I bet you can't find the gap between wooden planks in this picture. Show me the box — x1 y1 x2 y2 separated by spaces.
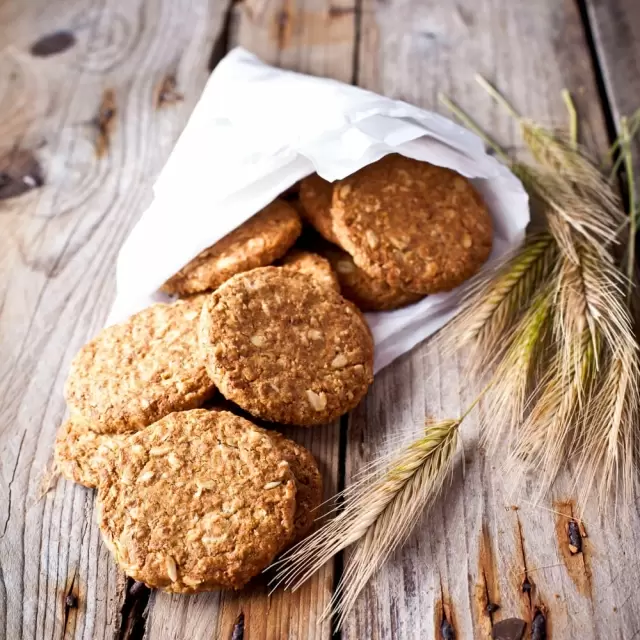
1 0 640 639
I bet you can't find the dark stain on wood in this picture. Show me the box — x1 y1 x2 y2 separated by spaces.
30 30 76 57
269 3 355 50
435 580 457 640
567 520 582 554
454 5 475 29
530 607 547 640
0 148 44 201
514 515 535 616
155 74 183 109
552 499 592 597
231 612 244 640
491 617 526 640
274 4 294 50
328 5 355 18
475 522 501 635
94 90 117 158
61 573 79 636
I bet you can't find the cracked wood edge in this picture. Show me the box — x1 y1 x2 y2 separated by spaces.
0 1 231 639
344 0 640 639
143 1 357 638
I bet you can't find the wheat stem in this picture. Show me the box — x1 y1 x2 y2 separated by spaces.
272 417 464 627
438 93 510 163
562 89 578 148
475 74 521 120
620 116 637 297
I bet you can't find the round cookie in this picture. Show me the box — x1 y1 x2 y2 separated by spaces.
299 174 339 243
54 417 124 488
96 409 297 593
320 245 423 311
199 267 374 426
265 431 322 543
65 296 216 434
162 199 302 296
280 250 340 292
331 154 493 294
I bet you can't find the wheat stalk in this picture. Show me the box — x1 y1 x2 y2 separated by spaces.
481 288 553 455
272 417 463 629
443 83 640 509
576 346 640 512
447 234 556 368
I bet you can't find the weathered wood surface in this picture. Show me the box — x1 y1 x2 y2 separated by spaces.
586 0 640 124
0 1 231 639
586 0 640 186
347 1 640 639
2 0 640 639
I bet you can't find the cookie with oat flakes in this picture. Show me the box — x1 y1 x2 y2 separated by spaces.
319 243 423 311
331 154 493 294
161 199 302 296
298 173 340 243
54 416 125 488
64 295 216 434
263 430 322 543
199 267 374 426
279 249 340 292
96 409 297 593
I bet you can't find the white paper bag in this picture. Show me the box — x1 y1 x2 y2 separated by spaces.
111 47 529 373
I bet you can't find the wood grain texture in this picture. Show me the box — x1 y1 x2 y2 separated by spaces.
4 0 640 639
143 1 356 638
344 1 640 639
585 0 640 123
0 1 230 639
585 0 640 184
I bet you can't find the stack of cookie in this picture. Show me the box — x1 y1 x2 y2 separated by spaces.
54 154 493 594
299 154 493 310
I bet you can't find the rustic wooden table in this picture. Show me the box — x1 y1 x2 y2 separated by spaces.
2 0 640 638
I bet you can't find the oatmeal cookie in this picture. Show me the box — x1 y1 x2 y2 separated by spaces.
96 409 297 592
331 154 493 294
64 296 216 434
162 199 302 296
280 250 340 292
265 431 322 542
320 244 423 311
298 174 339 243
54 416 124 488
199 267 374 426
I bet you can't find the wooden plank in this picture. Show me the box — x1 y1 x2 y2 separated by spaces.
0 2 231 639
344 1 640 639
143 1 357 638
585 0 640 124
584 0 640 182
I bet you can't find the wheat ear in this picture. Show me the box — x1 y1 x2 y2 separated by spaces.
446 234 556 368
272 417 462 629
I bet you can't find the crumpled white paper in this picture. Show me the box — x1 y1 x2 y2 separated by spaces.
111 47 529 373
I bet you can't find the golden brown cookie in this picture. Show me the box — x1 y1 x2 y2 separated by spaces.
331 154 493 294
280 250 340 292
54 417 124 488
199 267 374 426
65 296 216 434
320 244 423 311
96 409 297 593
298 174 339 243
162 199 302 296
266 431 322 543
